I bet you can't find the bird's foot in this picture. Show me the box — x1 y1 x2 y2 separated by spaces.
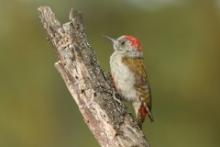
112 90 123 106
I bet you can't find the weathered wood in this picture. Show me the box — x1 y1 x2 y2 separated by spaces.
38 6 150 147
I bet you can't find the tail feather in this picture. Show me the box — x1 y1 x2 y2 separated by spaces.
147 109 154 122
137 103 154 128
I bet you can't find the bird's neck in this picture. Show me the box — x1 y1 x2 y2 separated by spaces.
113 50 143 59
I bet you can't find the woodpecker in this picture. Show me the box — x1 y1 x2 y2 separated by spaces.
106 35 153 127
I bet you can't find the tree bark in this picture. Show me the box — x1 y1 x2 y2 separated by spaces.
38 6 150 147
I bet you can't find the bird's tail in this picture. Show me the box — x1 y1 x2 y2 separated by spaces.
137 103 154 128
147 109 154 122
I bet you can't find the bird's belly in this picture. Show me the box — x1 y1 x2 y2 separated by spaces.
110 56 137 101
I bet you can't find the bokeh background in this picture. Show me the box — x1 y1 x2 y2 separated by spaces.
1 0 220 147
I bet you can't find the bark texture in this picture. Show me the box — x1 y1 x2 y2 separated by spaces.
38 6 150 147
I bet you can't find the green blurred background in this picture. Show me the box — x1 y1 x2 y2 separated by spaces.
1 0 220 147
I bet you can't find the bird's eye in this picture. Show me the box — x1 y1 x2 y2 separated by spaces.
120 41 125 46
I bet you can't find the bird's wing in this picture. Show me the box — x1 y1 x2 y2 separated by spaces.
122 57 153 122
122 57 152 110
134 60 152 111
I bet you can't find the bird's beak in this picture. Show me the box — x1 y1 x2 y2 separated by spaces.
103 35 116 44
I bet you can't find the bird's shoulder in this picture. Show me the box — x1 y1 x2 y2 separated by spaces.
122 56 148 78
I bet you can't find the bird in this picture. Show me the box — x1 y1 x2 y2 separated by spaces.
106 35 153 128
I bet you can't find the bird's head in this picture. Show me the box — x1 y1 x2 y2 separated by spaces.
105 35 143 57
